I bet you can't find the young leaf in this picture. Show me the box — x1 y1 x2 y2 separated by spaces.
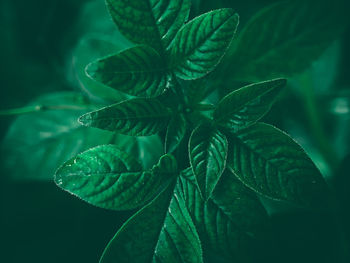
224 0 347 81
170 9 239 80
165 113 187 153
106 0 191 53
79 98 171 136
100 181 203 263
189 123 228 200
55 145 177 211
86 45 173 97
214 78 286 131
227 123 329 208
1 92 118 181
178 168 268 262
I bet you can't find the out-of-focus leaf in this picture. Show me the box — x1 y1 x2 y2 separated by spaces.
223 0 347 82
1 92 114 180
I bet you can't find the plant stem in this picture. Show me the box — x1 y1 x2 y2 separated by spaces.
0 105 89 116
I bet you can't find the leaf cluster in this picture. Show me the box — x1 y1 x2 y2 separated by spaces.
49 0 345 262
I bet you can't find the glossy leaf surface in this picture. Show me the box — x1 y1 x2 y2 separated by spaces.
178 168 268 262
227 123 329 208
86 45 172 97
189 124 228 200
100 182 203 263
165 113 187 153
106 0 191 53
170 9 239 80
79 98 171 136
55 145 176 210
226 0 346 81
214 78 286 131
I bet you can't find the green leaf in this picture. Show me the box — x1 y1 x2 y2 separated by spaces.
106 0 191 53
165 113 187 153
170 9 239 80
227 122 329 208
100 181 203 263
224 0 347 82
70 35 130 103
86 45 173 97
214 78 286 131
178 168 268 262
189 124 228 200
1 92 118 181
55 145 177 211
79 98 171 136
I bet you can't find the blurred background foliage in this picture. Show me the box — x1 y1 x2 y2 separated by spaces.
0 0 349 262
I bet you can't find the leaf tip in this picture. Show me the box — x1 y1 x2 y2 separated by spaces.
78 113 91 126
84 61 98 80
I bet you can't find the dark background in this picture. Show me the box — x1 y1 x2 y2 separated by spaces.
1 0 350 262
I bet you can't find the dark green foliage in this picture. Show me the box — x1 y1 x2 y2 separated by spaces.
50 0 339 262
3 0 347 262
221 0 347 82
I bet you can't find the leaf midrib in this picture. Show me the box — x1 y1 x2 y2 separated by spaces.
174 11 236 64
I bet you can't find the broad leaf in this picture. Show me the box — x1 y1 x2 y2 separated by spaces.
214 78 286 131
1 92 119 181
86 45 173 97
224 0 347 81
170 9 239 80
55 145 176 211
178 168 268 262
100 182 203 263
189 124 228 200
227 122 329 208
106 0 191 53
165 113 187 153
79 98 171 136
